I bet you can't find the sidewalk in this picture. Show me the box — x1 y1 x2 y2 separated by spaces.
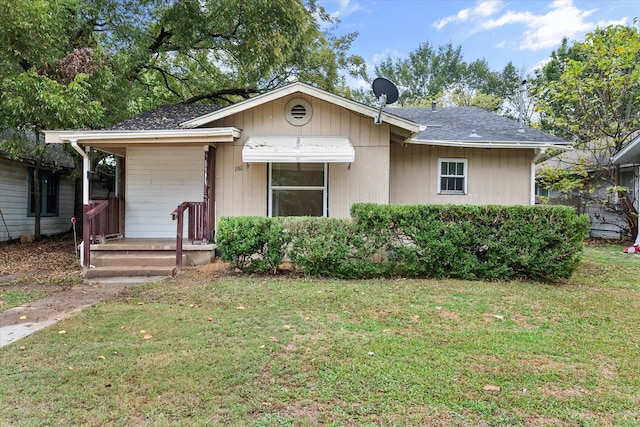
0 277 165 348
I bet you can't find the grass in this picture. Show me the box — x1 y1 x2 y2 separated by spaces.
0 288 46 311
1 246 640 426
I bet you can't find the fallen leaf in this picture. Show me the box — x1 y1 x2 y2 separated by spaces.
68 366 74 370
120 326 127 330
207 317 213 321
19 346 26 351
139 330 146 334
236 306 245 310
483 385 501 392
494 314 504 320
19 315 27 320
97 355 106 360
58 330 66 334
143 333 153 340
137 302 144 305
283 324 291 330
260 345 266 349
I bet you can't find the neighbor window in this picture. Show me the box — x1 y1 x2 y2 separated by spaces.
269 163 327 216
438 158 467 195
28 169 60 217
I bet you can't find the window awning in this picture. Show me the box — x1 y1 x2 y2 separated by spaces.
242 136 355 163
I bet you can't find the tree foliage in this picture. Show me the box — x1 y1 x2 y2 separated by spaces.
350 40 522 114
532 23 640 239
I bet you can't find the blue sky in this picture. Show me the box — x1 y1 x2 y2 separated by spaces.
318 0 636 88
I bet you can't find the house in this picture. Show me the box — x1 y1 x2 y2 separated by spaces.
612 133 640 249
536 146 638 239
0 135 76 242
44 82 571 277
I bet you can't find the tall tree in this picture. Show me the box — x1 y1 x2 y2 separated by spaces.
531 24 640 239
0 0 106 240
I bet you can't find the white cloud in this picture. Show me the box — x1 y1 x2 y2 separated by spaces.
482 0 597 51
329 0 363 20
433 0 504 30
371 48 404 65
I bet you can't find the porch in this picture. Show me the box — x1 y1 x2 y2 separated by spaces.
85 238 216 280
82 197 215 280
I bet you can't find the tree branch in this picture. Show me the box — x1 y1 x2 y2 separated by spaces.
181 88 259 104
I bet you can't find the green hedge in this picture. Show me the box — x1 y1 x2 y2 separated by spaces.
216 204 589 282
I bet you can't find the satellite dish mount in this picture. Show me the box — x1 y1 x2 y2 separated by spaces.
372 77 399 125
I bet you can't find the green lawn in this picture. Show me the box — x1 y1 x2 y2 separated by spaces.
1 246 639 426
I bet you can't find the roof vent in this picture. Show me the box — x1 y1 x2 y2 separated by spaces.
285 98 312 126
469 129 481 138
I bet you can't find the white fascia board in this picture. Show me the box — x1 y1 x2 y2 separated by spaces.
612 134 640 164
45 128 241 144
179 82 421 133
408 138 574 150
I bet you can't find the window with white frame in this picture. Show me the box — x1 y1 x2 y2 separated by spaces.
269 163 327 216
438 158 468 195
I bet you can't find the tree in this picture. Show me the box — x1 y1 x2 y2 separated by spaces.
350 41 522 113
531 24 640 239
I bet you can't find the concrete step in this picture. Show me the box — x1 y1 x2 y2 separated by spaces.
91 253 181 268
84 266 176 280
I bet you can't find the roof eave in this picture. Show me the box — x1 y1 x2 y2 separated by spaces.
409 138 573 150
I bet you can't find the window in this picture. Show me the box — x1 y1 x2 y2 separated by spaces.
28 169 60 217
438 158 467 195
269 163 327 216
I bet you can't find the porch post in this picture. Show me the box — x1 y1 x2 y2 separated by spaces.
70 139 91 270
203 145 210 244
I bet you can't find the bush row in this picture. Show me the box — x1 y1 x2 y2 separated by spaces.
216 203 590 282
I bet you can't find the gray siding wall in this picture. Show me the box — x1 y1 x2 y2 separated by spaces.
1 158 75 241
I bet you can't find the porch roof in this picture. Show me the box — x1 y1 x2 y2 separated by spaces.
242 136 355 163
44 127 241 148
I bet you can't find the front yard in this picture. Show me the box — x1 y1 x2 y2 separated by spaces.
1 241 639 426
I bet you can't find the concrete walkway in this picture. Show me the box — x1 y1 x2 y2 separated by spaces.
0 277 165 348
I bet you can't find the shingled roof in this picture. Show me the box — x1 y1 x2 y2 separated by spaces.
388 106 569 145
106 104 224 131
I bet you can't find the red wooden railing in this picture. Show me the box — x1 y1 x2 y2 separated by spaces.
171 201 208 274
82 199 110 269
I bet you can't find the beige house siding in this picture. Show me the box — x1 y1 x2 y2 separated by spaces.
390 144 534 205
125 146 204 238
210 94 390 218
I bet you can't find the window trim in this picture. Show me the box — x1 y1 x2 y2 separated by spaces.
437 158 468 195
268 163 328 217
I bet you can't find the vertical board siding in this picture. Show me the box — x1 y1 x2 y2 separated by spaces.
214 94 389 219
125 146 203 238
1 158 75 241
390 144 533 205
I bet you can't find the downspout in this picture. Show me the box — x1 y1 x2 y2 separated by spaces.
70 139 90 205
70 139 91 270
531 148 546 205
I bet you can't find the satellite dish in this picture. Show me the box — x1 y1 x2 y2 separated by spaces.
372 77 399 124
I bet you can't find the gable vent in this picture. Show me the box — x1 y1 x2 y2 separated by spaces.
291 104 307 119
285 98 312 126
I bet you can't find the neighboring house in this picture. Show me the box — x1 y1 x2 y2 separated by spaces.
0 139 76 242
536 147 638 239
612 133 640 247
44 83 571 274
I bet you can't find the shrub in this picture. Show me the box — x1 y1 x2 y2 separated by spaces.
216 204 589 282
216 216 288 273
